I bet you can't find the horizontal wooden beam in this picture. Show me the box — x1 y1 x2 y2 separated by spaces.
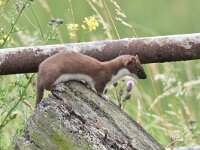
0 33 200 75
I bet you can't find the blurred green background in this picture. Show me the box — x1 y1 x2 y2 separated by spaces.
0 0 200 149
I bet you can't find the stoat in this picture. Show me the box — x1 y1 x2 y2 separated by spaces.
36 52 147 106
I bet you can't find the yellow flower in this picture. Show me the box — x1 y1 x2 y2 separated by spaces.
69 32 76 39
0 39 4 45
66 24 79 31
83 16 99 31
81 25 86 30
0 35 11 45
0 0 4 6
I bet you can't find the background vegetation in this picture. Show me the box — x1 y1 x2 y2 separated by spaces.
0 0 200 149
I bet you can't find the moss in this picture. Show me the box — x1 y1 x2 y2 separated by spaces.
48 130 93 150
27 107 93 150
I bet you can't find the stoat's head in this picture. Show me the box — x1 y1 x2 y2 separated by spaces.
123 55 147 79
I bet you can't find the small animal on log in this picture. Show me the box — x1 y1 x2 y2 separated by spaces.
36 52 147 106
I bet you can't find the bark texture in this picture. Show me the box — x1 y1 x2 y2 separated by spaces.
15 81 164 150
1 33 200 75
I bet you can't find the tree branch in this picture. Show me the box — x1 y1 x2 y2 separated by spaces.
1 33 200 75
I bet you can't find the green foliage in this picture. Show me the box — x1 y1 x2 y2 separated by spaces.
0 74 35 149
0 0 200 149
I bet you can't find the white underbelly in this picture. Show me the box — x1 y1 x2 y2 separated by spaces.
53 74 95 90
106 68 132 87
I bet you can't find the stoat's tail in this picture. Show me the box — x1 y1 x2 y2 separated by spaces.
36 83 44 107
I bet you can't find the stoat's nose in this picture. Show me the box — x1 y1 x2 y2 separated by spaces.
137 70 147 79
140 73 147 79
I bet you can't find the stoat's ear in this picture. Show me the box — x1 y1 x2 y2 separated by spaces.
126 57 136 66
135 55 141 64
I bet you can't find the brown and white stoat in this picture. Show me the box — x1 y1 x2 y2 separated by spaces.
36 52 147 106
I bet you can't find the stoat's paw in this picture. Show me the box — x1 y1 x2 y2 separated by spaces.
82 81 96 92
98 94 109 101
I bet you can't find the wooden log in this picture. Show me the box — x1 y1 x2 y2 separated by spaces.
15 81 164 150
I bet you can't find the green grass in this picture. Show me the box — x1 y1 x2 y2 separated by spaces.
0 0 200 149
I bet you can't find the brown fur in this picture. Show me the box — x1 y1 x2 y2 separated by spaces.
36 52 146 106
